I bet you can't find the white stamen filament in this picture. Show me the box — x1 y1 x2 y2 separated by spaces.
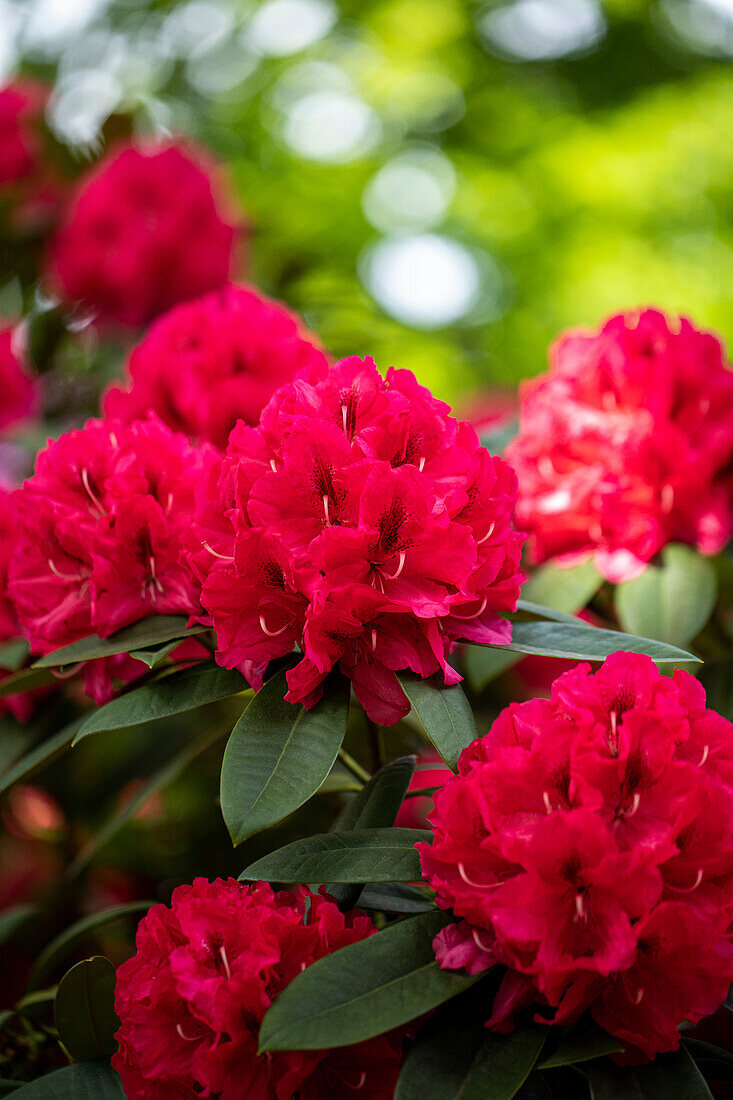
451 597 488 621
270 458 278 473
472 928 494 953
109 432 118 448
625 792 641 818
341 405 348 433
542 791 552 814
260 615 289 638
633 987 645 1005
323 494 331 526
350 1072 367 1090
667 868 704 894
219 946 231 980
383 551 406 580
176 1023 198 1042
47 558 86 583
201 540 234 562
418 457 426 472
80 467 105 515
609 710 618 753
370 629 377 652
165 492 173 513
457 862 503 890
476 522 495 546
699 745 709 767
52 661 86 680
574 893 586 921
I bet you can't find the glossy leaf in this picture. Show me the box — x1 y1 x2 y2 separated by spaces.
33 616 207 668
463 645 521 692
54 957 119 1062
27 901 153 991
589 1047 713 1099
475 620 698 664
538 1018 623 1068
10 1061 125 1098
0 638 29 671
0 719 84 795
241 827 425 884
74 666 248 742
127 639 186 669
395 987 490 1100
616 544 717 647
0 666 55 699
259 910 480 1051
0 904 35 947
358 883 436 914
397 674 477 771
521 558 603 615
220 668 350 846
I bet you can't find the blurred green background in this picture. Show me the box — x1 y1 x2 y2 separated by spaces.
5 0 733 403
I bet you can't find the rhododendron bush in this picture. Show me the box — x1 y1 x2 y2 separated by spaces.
1 70 733 1100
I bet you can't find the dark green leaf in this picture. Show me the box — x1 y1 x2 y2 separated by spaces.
54 957 119 1062
589 1047 713 1100
241 827 425 884
615 545 717 647
0 719 84 795
0 905 35 947
474 620 698 665
259 910 480 1051
220 668 350 846
33 616 207 668
127 639 186 669
329 754 416 910
0 667 55 699
520 559 603 615
538 1018 623 1068
454 1028 547 1100
0 639 29 672
395 987 489 1100
67 728 226 877
358 883 436 914
397 674 477 771
463 645 521 692
74 666 248 742
10 1061 125 1098
588 1061 641 1100
27 901 153 991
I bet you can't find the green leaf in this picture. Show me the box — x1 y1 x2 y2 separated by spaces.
10 1061 125 1098
397 674 477 771
538 1018 623 1068
0 905 36 947
27 901 153 991
0 666 55 699
475 620 698 664
521 559 603 615
0 719 84 795
32 616 207 668
453 1029 546 1100
463 645 521 692
334 755 416 832
74 666 248 742
516 600 585 625
259 910 481 1051
127 639 186 669
220 668 350 846
615 545 717 647
329 754 416 910
241 827 425 884
358 883 436 914
589 1047 713 1100
0 639 29 672
54 957 119 1062
67 728 226 877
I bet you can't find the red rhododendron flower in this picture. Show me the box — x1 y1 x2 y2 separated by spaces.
113 878 403 1099
7 416 209 702
49 141 239 328
0 326 38 431
395 750 452 829
0 482 38 722
418 651 733 1061
104 283 329 447
506 309 733 581
0 80 60 230
195 355 524 724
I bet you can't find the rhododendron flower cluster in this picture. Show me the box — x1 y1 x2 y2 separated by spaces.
0 325 38 431
49 141 238 328
195 355 524 724
8 416 208 702
104 283 329 448
418 652 733 1061
506 309 733 582
113 878 403 1099
0 484 36 722
0 80 59 229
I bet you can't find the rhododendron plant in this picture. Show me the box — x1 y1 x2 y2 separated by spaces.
113 878 403 1099
418 651 733 1061
507 309 733 582
49 141 239 328
195 355 525 723
0 325 38 430
104 283 329 447
0 79 59 230
7 415 208 701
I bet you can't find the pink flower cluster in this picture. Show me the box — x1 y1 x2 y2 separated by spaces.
104 283 329 448
49 141 239 329
113 878 403 1099
7 416 208 701
506 309 733 582
418 652 733 1061
0 326 37 431
195 355 524 724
